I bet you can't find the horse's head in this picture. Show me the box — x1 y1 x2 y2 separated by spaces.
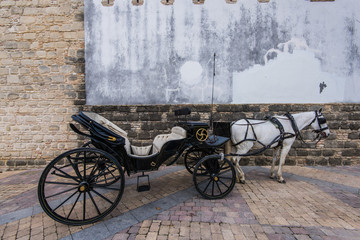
309 108 330 140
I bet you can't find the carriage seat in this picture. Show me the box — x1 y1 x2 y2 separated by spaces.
82 112 186 157
129 126 186 156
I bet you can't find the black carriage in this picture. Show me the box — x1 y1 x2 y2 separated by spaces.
38 108 235 225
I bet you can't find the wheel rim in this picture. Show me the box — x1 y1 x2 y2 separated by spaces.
38 148 124 225
193 155 235 199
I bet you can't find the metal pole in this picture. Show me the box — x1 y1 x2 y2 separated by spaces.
210 53 216 131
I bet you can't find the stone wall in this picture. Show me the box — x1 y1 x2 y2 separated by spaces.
0 0 85 171
82 104 360 167
1 0 359 171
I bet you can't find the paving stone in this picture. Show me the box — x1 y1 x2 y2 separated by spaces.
1 166 360 240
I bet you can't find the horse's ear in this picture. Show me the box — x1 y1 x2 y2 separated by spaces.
319 108 323 113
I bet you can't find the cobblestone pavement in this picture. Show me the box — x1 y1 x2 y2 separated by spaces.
0 165 359 240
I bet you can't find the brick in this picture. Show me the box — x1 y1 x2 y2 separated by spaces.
20 16 36 24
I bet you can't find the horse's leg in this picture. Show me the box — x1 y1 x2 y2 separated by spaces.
276 145 291 183
270 147 281 179
232 142 253 184
233 157 246 184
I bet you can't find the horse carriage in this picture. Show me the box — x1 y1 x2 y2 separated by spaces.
37 108 235 225
38 107 330 226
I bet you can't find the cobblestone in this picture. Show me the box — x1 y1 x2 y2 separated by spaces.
0 166 360 239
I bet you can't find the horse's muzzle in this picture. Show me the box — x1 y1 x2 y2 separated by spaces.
321 131 329 138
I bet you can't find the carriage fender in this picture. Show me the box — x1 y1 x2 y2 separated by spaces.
203 135 230 148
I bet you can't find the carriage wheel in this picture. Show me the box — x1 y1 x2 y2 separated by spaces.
193 154 236 199
38 148 125 225
184 148 209 175
184 147 223 175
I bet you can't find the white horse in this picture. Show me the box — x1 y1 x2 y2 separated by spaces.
228 109 330 183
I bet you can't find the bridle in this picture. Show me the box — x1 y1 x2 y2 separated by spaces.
307 110 329 142
284 110 328 145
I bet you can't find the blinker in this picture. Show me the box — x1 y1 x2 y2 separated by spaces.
318 118 326 124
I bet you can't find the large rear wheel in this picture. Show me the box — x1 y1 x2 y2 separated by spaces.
38 148 125 225
193 154 235 199
184 147 223 174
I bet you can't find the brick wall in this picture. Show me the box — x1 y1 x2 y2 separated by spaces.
1 0 85 171
82 104 360 167
1 0 359 171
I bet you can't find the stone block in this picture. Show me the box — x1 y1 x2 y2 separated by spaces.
348 132 359 139
322 150 335 157
20 16 36 24
305 158 314 166
7 75 19 84
4 41 17 49
349 122 360 130
23 8 38 15
268 104 291 112
6 160 15 166
315 158 328 166
341 149 359 157
7 93 19 100
349 113 360 120
16 160 27 166
329 158 342 166
344 141 358 148
23 33 36 40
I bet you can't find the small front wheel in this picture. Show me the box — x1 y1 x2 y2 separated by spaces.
193 155 236 199
38 148 125 225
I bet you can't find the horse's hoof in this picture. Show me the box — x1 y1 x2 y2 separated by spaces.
240 180 246 184
269 176 274 179
278 179 286 184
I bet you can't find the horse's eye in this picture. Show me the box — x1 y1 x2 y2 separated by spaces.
318 118 326 124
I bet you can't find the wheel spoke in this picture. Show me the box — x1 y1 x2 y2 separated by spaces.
92 189 114 205
53 190 78 212
45 187 78 199
92 185 121 191
45 181 78 186
211 180 215 196
66 192 82 219
88 156 100 179
66 156 83 181
215 181 223 195
202 178 212 193
217 169 232 176
92 176 119 185
83 151 87 179
88 192 101 215
53 166 81 183
83 192 86 220
217 176 233 180
218 179 230 189
90 163 115 182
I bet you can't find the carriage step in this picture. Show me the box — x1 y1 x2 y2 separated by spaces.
137 172 150 192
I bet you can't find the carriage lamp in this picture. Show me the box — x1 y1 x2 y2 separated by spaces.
132 0 144 6
225 0 238 4
193 0 205 4
161 0 175 5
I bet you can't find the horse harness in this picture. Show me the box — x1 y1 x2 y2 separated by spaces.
231 112 303 150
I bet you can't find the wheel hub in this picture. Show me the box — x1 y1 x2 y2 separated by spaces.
78 182 90 192
211 173 219 182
